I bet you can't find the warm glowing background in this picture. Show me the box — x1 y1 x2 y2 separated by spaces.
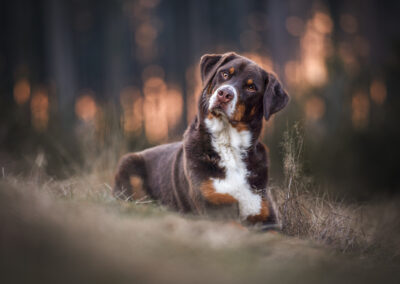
1 0 399 197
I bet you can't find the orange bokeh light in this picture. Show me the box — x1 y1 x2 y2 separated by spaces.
370 79 387 105
300 13 331 86
312 12 333 34
285 10 333 89
352 92 370 129
31 90 49 131
142 77 183 143
305 96 326 121
75 94 97 122
284 61 302 87
135 23 157 48
13 78 31 105
120 87 143 134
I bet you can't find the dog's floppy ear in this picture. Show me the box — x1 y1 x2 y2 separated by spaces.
200 52 237 92
263 73 289 121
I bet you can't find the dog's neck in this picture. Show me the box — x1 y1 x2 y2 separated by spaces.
204 114 252 166
204 116 252 154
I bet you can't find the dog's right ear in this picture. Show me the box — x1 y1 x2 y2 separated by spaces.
200 52 237 92
200 54 222 84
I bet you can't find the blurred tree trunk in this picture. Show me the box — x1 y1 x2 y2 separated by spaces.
45 0 77 117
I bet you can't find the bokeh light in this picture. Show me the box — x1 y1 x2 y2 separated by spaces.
31 89 49 131
370 79 387 105
305 96 326 121
352 92 370 130
142 76 183 143
75 93 97 122
13 78 31 105
120 87 143 134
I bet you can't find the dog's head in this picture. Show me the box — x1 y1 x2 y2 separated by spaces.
198 52 289 132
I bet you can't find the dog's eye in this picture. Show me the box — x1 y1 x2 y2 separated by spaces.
221 71 229 79
247 84 256 92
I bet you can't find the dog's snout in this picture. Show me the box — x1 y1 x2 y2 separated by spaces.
217 89 234 103
209 85 237 116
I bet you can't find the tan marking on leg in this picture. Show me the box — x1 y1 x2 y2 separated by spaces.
129 175 146 199
247 199 270 223
200 180 238 205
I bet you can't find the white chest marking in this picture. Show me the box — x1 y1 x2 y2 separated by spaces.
204 117 262 219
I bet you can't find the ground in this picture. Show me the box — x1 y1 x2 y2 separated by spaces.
0 169 399 284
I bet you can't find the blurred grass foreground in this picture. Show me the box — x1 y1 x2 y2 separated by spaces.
1 124 400 284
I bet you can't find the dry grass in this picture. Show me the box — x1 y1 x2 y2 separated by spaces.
273 123 400 259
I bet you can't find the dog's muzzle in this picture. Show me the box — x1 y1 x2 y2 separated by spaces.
208 85 238 117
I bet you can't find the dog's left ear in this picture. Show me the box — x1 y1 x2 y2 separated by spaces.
263 73 289 121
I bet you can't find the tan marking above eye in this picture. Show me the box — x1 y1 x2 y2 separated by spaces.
229 67 235 74
247 79 253 85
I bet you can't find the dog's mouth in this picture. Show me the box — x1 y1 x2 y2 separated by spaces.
210 105 227 117
209 105 241 126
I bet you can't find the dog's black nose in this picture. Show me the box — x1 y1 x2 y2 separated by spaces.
217 89 234 103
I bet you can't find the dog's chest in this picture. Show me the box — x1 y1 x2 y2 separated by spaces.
205 118 262 218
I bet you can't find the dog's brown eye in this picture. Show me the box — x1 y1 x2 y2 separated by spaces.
221 71 229 79
247 84 256 92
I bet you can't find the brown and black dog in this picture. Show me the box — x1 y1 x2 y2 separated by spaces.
114 52 289 229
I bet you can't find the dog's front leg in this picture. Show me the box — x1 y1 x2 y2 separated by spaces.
246 197 278 230
246 198 270 223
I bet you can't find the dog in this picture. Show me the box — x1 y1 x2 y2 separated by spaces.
114 52 289 228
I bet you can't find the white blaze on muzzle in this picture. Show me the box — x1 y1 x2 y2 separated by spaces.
208 84 238 118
